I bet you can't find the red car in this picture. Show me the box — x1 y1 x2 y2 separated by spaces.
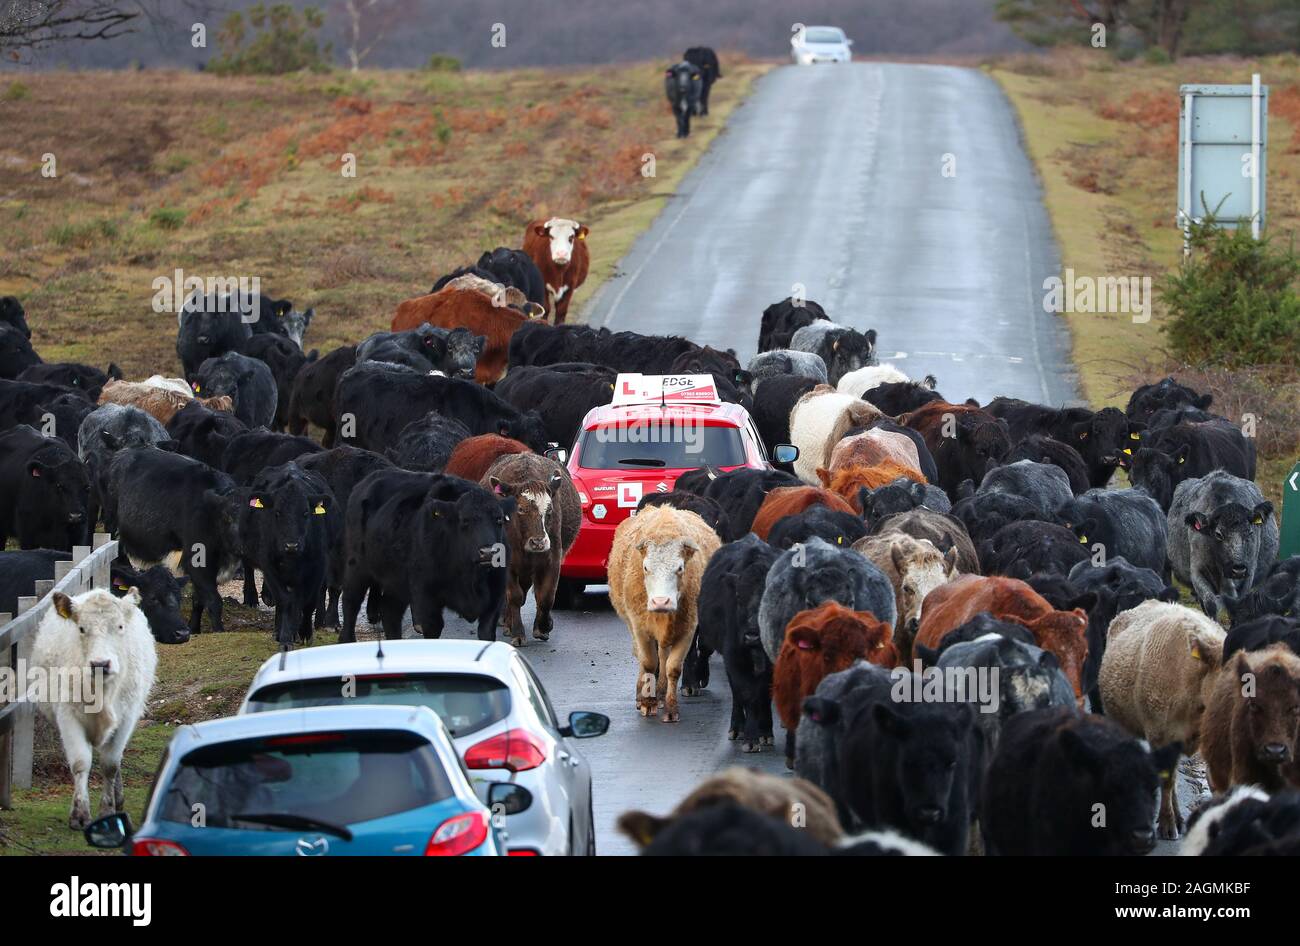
558 374 795 590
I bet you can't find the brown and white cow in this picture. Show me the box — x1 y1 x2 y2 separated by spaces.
522 218 590 324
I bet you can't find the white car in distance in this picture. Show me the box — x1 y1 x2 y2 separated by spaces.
792 25 853 64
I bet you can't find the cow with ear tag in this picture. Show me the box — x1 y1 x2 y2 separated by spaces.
341 470 514 643
1167 470 1279 620
239 462 337 647
28 587 157 828
482 452 580 647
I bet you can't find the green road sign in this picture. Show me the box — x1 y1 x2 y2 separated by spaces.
1281 460 1300 561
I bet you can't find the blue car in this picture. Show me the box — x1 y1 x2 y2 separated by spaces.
84 705 528 856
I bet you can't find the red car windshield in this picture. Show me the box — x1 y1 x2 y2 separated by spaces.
578 422 746 469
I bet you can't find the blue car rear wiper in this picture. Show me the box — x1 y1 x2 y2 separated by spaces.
231 812 354 840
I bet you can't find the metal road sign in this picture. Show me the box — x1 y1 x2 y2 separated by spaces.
1178 76 1268 239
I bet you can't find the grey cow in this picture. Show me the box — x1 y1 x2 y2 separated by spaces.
757 537 897 662
789 321 877 387
1168 471 1278 620
977 459 1073 521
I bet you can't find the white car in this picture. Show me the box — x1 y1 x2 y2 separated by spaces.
239 640 608 856
791 25 853 64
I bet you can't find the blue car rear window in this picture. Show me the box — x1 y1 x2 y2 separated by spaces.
158 729 454 827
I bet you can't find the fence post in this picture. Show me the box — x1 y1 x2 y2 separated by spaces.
0 610 12 810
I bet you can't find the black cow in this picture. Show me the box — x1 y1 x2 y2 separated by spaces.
239 333 313 432
1128 421 1256 511
861 379 945 417
0 549 70 616
507 323 607 369
1222 615 1300 664
495 363 616 449
0 378 95 440
1126 377 1212 425
767 505 867 550
165 399 249 469
683 47 721 114
978 520 1091 578
1224 558 1300 625
17 362 119 401
636 490 729 538
949 488 1046 549
858 478 951 528
357 325 450 374
839 672 982 853
388 412 471 472
109 561 191 645
982 707 1180 856
476 247 547 308
757 297 829 353
78 404 170 533
0 323 41 380
0 425 89 549
0 297 30 339
752 374 818 461
240 462 337 646
195 351 278 429
1004 433 1090 496
984 397 1135 489
1056 487 1168 579
287 344 356 447
688 534 779 751
636 804 827 857
340 470 513 642
664 61 702 137
104 446 242 635
176 302 252 382
695 466 800 541
335 366 548 454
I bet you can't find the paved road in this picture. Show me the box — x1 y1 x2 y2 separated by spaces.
441 64 1105 856
586 62 1079 406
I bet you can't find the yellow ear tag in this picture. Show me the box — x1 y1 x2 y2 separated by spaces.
314 503 326 515
1252 515 1263 525
1190 643 1202 661
1079 431 1088 440
1130 432 1141 440
1078 535 1088 544
1178 455 1185 464
193 384 201 393
1122 447 1132 455
250 497 263 509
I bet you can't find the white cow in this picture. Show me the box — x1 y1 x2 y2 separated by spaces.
28 587 157 828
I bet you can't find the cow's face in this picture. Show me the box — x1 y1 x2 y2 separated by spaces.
0 296 30 338
1187 501 1273 592
0 324 40 377
52 589 139 679
536 218 586 266
443 328 484 380
26 454 89 527
874 702 971 833
112 564 190 645
1079 739 1173 855
248 480 329 557
637 538 698 612
281 307 313 349
1128 445 1181 509
490 473 560 554
896 543 957 636
1235 652 1300 767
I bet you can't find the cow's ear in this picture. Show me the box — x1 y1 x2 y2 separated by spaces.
496 420 511 436
816 467 832 487
312 496 330 515
302 307 314 325
489 476 512 496
890 543 907 573
107 363 123 380
1252 501 1273 526
1068 592 1097 614
1072 518 1096 545
1072 420 1091 442
680 538 700 559
1174 443 1190 465
802 696 839 726
100 430 123 451
873 702 908 737
1150 741 1183 780
498 496 517 521
429 499 454 519
532 223 548 238
864 329 877 345
1186 511 1207 532
1194 393 1213 410
275 301 292 318
789 626 819 651
943 545 960 574
473 334 486 354
577 225 589 241
122 586 142 607
27 461 45 478
53 592 75 621
248 493 269 510
616 811 666 848
547 472 563 493
1059 728 1101 771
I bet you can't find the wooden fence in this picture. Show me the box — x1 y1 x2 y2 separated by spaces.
0 534 117 810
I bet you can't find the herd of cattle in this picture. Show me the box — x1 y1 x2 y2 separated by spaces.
2 210 1299 854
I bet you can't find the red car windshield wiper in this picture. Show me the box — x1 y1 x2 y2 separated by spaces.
616 457 667 467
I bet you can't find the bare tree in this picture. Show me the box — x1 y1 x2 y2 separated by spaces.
338 0 412 72
0 1 219 62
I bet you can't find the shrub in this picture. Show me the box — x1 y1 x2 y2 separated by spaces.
1161 215 1300 369
425 54 462 73
2 81 29 102
209 3 331 76
149 208 187 230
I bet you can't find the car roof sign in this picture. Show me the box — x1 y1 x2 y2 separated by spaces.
611 373 720 407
